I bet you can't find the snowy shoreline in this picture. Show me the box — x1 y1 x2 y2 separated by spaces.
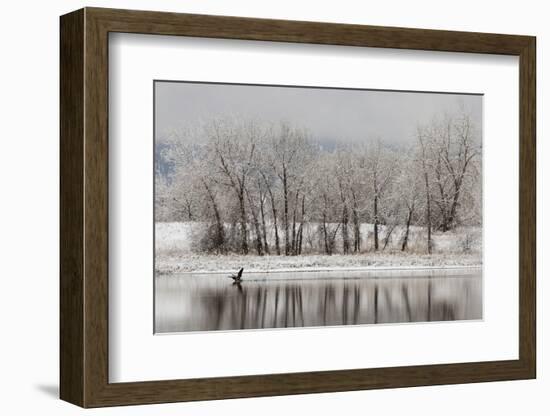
156 252 482 276
157 263 482 276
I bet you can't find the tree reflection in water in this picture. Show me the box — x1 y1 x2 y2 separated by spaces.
155 270 482 333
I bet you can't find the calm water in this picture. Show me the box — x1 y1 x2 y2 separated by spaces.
155 269 482 333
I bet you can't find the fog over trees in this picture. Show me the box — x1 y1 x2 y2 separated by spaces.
155 110 481 257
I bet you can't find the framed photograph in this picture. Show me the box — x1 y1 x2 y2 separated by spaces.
60 7 536 407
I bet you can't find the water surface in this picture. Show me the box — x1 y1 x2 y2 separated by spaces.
155 269 482 333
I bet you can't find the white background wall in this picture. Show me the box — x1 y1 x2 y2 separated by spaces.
0 0 545 414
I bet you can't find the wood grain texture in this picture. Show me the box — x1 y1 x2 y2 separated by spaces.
83 10 110 406
518 38 536 375
59 8 84 407
59 7 537 408
88 7 532 54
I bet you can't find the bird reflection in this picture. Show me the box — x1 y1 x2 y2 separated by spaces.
232 281 243 293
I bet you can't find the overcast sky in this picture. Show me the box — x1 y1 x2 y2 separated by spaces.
155 81 482 146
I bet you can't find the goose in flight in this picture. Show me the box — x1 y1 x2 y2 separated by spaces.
228 267 244 283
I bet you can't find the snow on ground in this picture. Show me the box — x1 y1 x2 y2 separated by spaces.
156 252 482 275
155 222 194 255
155 222 482 274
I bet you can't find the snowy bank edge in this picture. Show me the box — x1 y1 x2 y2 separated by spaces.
156 264 482 276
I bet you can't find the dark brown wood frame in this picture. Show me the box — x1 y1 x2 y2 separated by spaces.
60 7 536 408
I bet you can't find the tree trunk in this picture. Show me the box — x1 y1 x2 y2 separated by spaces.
213 210 224 253
323 216 330 255
265 182 280 255
272 212 280 255
282 169 290 255
401 209 413 251
291 191 299 255
202 181 225 253
445 180 463 231
259 194 269 255
183 198 193 221
373 194 379 251
423 171 432 254
382 223 396 250
238 194 249 254
341 204 350 254
435 156 449 232
352 192 361 253
322 196 330 255
245 189 263 256
297 225 303 255
297 195 305 255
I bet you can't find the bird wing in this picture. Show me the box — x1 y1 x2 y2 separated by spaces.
237 268 244 278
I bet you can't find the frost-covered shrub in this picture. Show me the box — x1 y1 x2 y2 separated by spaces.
190 223 227 254
459 232 474 253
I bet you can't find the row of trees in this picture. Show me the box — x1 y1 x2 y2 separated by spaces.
155 112 481 256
